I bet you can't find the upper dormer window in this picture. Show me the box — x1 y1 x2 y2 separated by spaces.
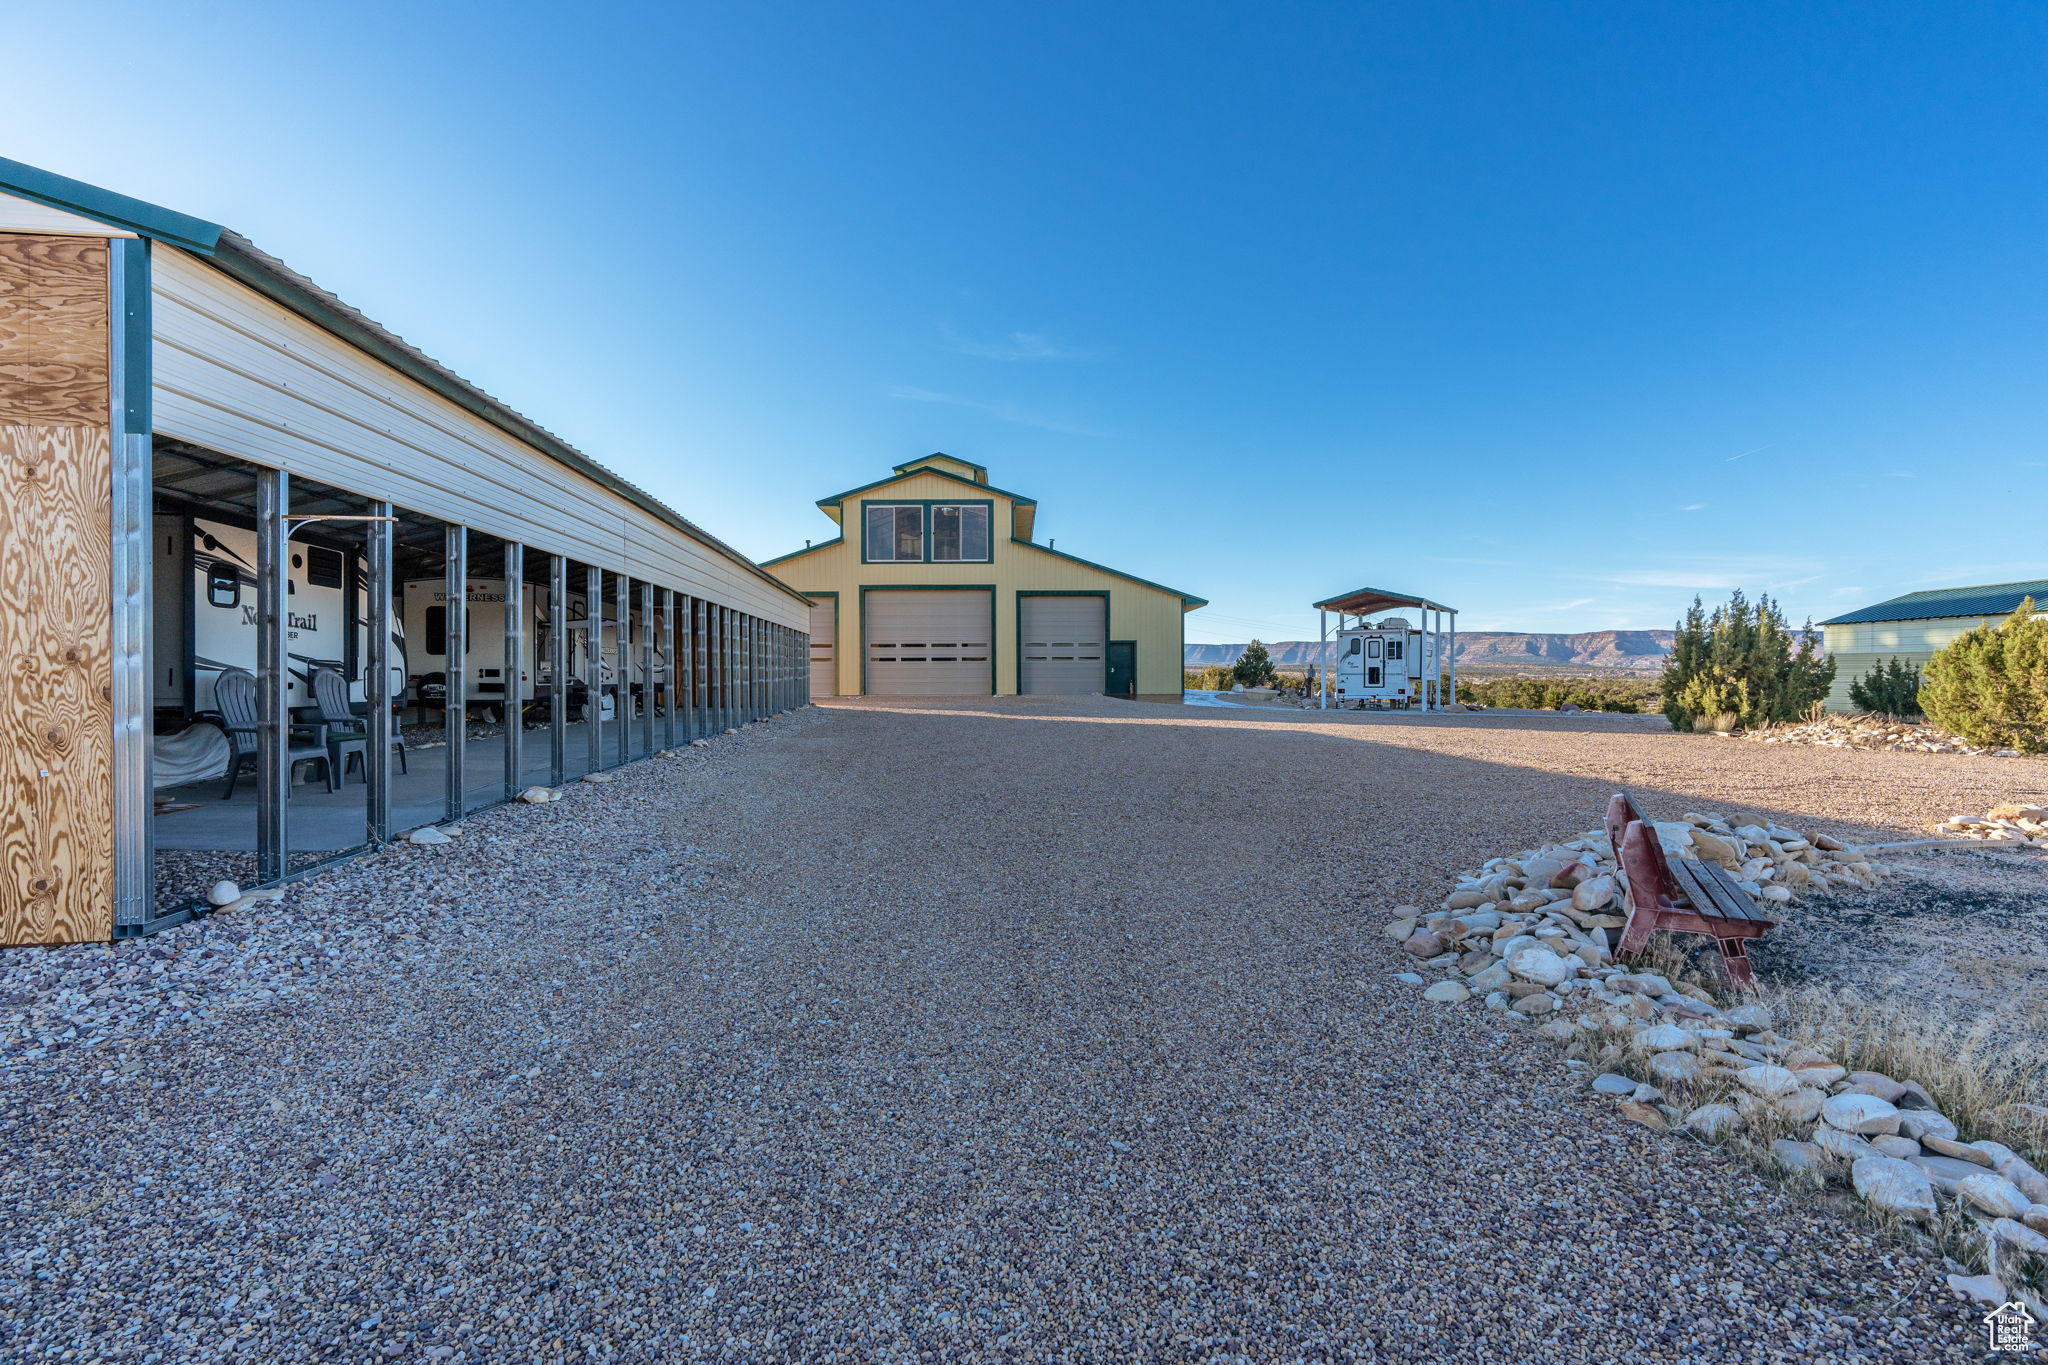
865 504 925 562
863 502 992 563
931 504 989 562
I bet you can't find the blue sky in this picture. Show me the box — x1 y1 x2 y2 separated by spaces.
8 2 2044 639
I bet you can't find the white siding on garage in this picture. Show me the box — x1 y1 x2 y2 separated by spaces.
865 590 992 695
808 597 838 697
149 248 807 628
1020 595 1105 694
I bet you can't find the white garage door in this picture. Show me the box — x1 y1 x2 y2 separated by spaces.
866 590 992 695
1020 595 1106 694
808 598 838 697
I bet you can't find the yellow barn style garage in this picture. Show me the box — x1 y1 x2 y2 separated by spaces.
762 455 1205 699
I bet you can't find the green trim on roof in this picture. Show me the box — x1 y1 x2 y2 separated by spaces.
758 536 845 568
816 465 1037 510
893 451 987 475
1820 578 2048 626
1012 538 1207 607
0 155 223 255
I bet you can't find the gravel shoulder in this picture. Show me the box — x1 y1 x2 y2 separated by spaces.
3 696 2029 1361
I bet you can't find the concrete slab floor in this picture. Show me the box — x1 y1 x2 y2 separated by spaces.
150 717 673 851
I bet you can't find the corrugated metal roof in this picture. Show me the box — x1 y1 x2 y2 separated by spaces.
1313 586 1456 615
1820 578 2048 626
0 157 810 607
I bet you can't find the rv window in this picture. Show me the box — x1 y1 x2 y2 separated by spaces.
306 546 344 589
1387 640 1404 660
425 605 472 656
1346 637 1361 656
206 563 240 609
1368 666 1382 686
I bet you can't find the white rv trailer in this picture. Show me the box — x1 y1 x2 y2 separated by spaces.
153 514 405 719
399 578 668 722
1330 617 1439 704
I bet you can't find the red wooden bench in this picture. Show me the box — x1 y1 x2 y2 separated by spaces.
1605 793 1775 990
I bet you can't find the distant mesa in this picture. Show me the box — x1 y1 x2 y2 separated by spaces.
1185 630 1676 674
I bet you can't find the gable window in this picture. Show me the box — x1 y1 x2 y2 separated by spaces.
931 504 989 562
865 504 925 562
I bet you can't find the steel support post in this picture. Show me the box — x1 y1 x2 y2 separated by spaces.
366 503 394 842
684 597 697 739
503 542 524 800
107 238 154 930
640 580 656 757
1318 609 1328 710
444 525 467 818
1448 610 1458 710
586 567 605 773
660 588 676 749
711 605 723 731
256 468 289 882
610 573 626 769
679 595 695 741
549 555 568 785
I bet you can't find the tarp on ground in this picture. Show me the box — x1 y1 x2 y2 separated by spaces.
153 722 230 788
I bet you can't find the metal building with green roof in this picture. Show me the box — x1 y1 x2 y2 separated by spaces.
1818 578 2048 711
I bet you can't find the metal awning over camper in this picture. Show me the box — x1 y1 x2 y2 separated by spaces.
1312 586 1457 616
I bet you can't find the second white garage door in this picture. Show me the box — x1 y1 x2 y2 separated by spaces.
865 590 993 695
1020 595 1106 694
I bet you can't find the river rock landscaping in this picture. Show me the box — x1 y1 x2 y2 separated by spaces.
1936 802 2048 847
1739 711 2032 758
1396 805 2048 1313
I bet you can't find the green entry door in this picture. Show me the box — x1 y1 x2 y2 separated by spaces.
1105 641 1136 696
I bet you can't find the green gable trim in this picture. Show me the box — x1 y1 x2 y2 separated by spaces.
816 465 1037 511
759 536 845 568
894 451 987 475
1820 578 2048 626
0 155 223 256
1011 538 1207 606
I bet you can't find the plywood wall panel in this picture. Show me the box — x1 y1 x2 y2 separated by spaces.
0 235 110 425
0 233 113 946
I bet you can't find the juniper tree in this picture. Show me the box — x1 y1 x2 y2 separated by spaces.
1660 591 1835 732
1232 639 1280 689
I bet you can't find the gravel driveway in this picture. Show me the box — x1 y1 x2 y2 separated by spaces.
6 696 2034 1362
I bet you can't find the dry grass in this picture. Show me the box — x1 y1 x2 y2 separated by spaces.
1764 980 2048 1168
